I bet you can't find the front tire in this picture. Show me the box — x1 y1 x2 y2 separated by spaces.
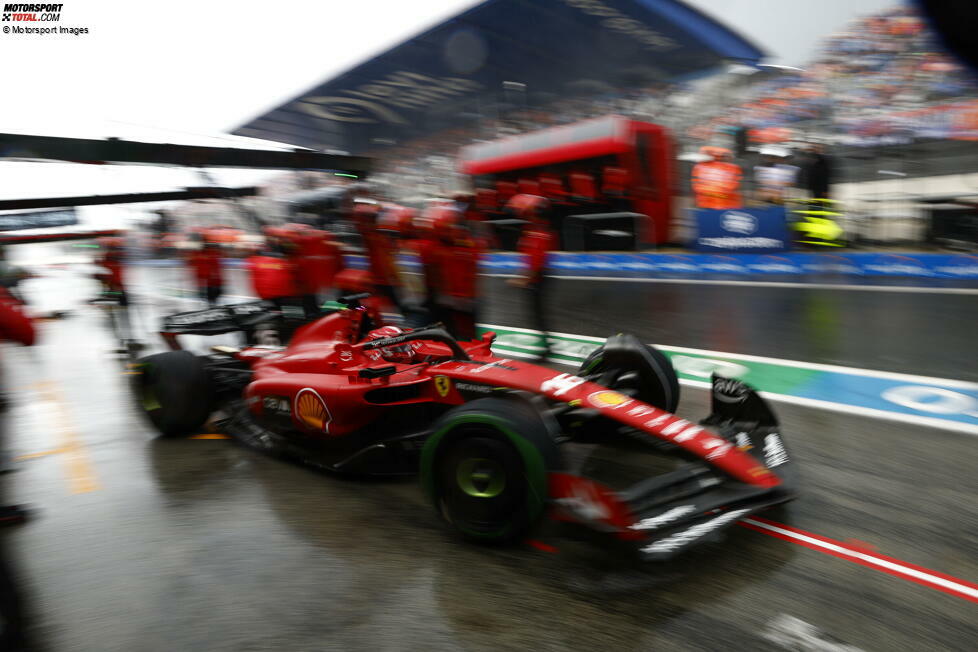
579 334 680 413
133 351 214 437
421 397 559 544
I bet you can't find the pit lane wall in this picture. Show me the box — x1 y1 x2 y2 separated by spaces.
376 251 978 279
138 251 978 279
477 324 978 435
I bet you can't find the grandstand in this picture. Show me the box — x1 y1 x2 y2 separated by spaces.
231 2 978 247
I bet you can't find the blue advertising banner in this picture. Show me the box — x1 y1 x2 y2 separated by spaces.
693 207 789 252
162 252 978 279
478 252 978 279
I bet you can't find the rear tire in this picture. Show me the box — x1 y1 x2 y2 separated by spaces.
133 351 214 437
421 397 559 544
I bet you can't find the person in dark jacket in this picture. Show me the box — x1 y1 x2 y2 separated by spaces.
801 142 833 199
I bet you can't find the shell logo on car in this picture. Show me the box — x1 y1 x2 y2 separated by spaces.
295 388 332 433
587 390 632 409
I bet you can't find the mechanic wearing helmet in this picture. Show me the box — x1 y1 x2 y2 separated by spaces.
691 146 743 209
507 194 555 358
186 231 224 307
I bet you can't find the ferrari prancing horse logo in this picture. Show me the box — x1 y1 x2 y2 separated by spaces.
434 376 451 398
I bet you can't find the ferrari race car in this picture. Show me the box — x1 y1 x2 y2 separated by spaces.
135 295 798 560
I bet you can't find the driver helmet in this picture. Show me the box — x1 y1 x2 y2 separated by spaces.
365 326 419 363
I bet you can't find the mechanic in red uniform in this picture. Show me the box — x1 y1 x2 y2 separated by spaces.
433 207 482 340
278 224 325 315
92 235 137 347
94 236 127 305
509 194 555 358
186 232 224 307
354 201 404 313
247 227 300 305
294 226 343 306
408 205 447 328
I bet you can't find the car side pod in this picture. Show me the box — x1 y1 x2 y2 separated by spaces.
614 375 799 561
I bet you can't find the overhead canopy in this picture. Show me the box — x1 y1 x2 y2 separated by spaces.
0 187 258 212
0 133 372 174
233 0 764 154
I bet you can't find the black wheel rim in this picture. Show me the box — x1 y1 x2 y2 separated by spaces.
439 431 525 538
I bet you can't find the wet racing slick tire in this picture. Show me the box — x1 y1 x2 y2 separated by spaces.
578 334 680 413
133 351 214 437
421 397 559 544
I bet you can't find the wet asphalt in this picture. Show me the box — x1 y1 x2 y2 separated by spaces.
0 256 976 651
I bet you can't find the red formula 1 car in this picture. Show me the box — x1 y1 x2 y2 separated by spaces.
134 295 798 560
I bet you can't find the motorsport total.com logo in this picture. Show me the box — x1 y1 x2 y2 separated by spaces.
2 3 62 21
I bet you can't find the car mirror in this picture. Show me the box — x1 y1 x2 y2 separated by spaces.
359 366 397 379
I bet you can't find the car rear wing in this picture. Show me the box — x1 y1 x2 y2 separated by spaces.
159 300 322 350
161 301 278 336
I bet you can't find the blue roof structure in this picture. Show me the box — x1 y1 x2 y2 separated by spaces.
233 0 764 154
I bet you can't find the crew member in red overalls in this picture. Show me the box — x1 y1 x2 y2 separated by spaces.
278 224 335 315
409 205 447 328
92 235 136 347
354 201 403 313
433 206 482 340
94 236 127 305
298 226 343 304
186 231 224 307
248 227 300 305
509 194 555 359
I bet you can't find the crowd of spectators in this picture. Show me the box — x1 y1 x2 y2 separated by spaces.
366 5 978 203
691 6 978 148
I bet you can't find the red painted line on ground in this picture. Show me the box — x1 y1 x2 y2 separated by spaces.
526 539 559 554
739 517 978 603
